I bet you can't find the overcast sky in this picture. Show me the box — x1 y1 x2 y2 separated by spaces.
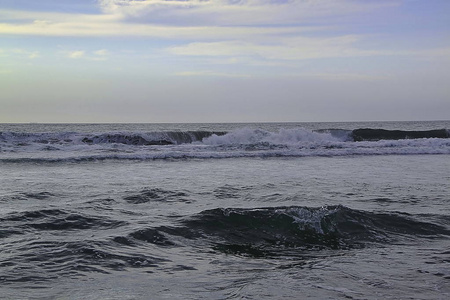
1 0 449 123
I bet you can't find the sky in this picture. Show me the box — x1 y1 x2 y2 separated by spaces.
0 0 449 123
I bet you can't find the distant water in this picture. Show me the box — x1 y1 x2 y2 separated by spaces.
1 121 449 299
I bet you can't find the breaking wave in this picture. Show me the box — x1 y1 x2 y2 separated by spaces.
1 128 449 162
0 130 226 146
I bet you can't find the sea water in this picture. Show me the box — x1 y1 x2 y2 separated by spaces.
0 121 449 299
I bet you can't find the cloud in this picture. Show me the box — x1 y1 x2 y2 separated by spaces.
169 36 384 61
293 72 390 82
67 50 85 58
0 0 398 38
1 1 448 65
169 37 450 62
61 49 112 61
175 70 250 78
0 48 39 59
0 9 304 39
96 0 400 26
33 20 53 26
90 49 110 61
94 49 109 56
0 69 12 74
413 47 450 61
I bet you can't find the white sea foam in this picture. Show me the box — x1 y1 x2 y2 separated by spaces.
203 128 342 145
281 206 340 234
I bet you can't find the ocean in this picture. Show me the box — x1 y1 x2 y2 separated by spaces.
0 121 449 299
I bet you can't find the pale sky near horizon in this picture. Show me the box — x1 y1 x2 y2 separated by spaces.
1 0 449 123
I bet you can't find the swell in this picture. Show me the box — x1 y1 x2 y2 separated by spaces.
137 206 450 258
1 209 126 235
0 240 166 283
169 206 450 257
1 205 448 283
351 128 450 141
0 209 165 283
0 130 227 146
84 128 449 144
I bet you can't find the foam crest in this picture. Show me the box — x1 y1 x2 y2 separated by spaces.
203 128 341 145
283 206 340 234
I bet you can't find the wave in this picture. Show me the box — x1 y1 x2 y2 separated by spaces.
0 208 165 283
171 206 449 255
1 205 448 282
123 188 191 204
2 142 450 163
118 205 450 258
203 128 450 144
0 130 226 146
1 128 448 147
1 209 126 234
0 239 166 283
351 128 450 141
1 128 450 162
203 128 346 145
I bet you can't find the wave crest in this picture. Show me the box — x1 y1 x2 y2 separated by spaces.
203 128 344 145
2 127 449 162
150 206 450 257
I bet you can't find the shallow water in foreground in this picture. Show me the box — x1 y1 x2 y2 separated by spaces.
1 156 449 299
